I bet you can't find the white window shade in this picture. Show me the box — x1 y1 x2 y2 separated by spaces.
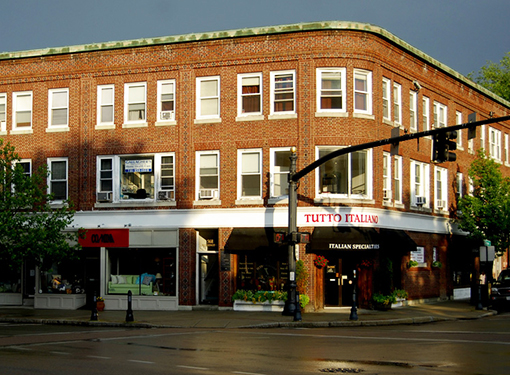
129 85 145 102
242 152 260 173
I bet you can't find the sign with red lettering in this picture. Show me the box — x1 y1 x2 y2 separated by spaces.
79 229 129 248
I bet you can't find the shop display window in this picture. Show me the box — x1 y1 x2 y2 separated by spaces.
39 259 86 294
236 252 288 291
0 265 21 293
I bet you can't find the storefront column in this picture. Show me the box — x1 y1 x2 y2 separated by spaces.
100 247 106 298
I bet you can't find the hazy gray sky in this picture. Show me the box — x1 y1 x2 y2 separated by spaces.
1 0 508 75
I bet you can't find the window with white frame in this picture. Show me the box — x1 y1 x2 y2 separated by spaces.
505 134 509 165
271 70 295 115
410 246 426 264
96 153 175 203
489 127 502 161
456 111 463 149
238 73 262 116
456 172 463 200
270 147 291 198
435 166 448 211
97 85 114 126
48 88 69 128
383 152 391 201
124 82 146 124
422 96 430 131
196 76 220 120
316 146 372 199
410 91 417 132
393 83 401 125
382 78 391 121
410 160 429 207
433 101 447 128
13 91 32 130
237 149 262 199
48 157 68 202
196 151 219 200
317 68 346 113
157 80 176 122
0 93 6 132
480 125 486 150
353 69 372 114
393 155 403 203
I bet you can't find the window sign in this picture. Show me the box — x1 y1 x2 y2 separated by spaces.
124 159 152 173
411 246 425 263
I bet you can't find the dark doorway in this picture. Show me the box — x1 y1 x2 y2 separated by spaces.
199 254 219 305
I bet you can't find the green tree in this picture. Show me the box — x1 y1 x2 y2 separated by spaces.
0 139 81 271
468 52 510 102
457 149 510 256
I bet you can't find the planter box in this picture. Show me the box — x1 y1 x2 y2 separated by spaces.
233 300 285 312
0 293 23 306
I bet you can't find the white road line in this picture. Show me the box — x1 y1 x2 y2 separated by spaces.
87 355 111 360
176 365 209 370
50 351 71 355
128 360 155 364
233 371 267 375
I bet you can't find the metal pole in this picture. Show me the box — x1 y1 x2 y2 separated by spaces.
126 290 134 322
349 270 358 321
90 291 98 321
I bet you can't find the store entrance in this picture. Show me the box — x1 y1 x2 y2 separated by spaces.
324 257 357 307
199 254 219 305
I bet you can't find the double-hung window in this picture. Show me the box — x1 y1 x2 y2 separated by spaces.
456 111 463 149
456 172 463 201
238 73 262 117
237 149 262 200
410 91 417 132
271 70 296 115
393 83 401 125
383 152 391 201
316 68 346 113
0 93 6 133
505 134 509 165
157 80 176 123
13 91 32 131
353 69 372 115
410 160 430 208
393 155 403 204
97 85 114 126
48 88 69 130
48 157 68 203
316 146 372 199
433 101 447 128
489 127 502 161
435 166 448 212
196 76 220 121
124 82 146 125
96 153 175 203
196 151 219 200
270 148 291 199
382 78 391 121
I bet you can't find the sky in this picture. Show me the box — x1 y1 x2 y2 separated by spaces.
1 0 509 76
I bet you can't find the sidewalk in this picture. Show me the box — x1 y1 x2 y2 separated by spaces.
0 300 496 329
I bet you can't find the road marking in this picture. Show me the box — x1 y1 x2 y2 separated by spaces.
50 351 70 355
233 371 267 375
87 355 111 360
128 360 155 364
177 365 209 370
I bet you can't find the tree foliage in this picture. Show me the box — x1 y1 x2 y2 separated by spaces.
468 52 510 102
457 149 510 256
0 139 81 271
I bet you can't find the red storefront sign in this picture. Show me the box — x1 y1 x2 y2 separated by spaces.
79 229 129 248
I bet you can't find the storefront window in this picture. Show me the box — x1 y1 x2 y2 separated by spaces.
236 252 288 291
121 156 154 199
39 259 85 294
0 265 21 293
107 248 176 296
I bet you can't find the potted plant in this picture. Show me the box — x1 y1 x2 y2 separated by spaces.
232 290 288 311
96 296 105 311
432 261 442 268
372 292 396 310
314 255 328 269
407 260 419 268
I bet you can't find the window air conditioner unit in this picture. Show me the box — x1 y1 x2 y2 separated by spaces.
416 196 426 206
199 189 218 199
383 189 392 200
158 190 174 200
436 199 446 209
97 191 113 202
160 111 174 121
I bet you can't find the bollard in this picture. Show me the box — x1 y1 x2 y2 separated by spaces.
476 282 483 310
125 290 134 322
90 292 98 321
349 272 358 321
293 292 302 322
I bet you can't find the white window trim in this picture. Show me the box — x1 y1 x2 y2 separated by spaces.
489 127 502 162
195 76 221 123
12 91 33 134
269 147 292 203
195 150 221 205
269 70 297 118
353 69 373 116
236 148 263 204
316 68 347 116
433 101 447 128
237 72 263 121
156 79 177 126
410 160 430 209
456 172 463 200
47 157 68 204
123 82 147 128
394 155 403 205
314 146 373 201
393 83 402 126
95 153 176 207
0 93 6 134
96 84 115 129
505 133 509 166
455 111 464 150
409 90 417 132
422 96 430 132
434 166 448 213
47 88 70 132
382 77 391 122
383 152 392 205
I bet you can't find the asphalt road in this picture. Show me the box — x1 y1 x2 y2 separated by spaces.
1 312 509 374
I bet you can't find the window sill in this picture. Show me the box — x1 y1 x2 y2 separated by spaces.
10 128 33 135
122 122 148 128
46 126 70 133
410 206 432 213
194 118 221 124
353 113 375 120
268 197 289 205
155 120 177 127
314 197 375 205
193 199 222 206
95 124 116 130
235 198 264 205
236 115 264 122
434 209 449 216
382 200 393 207
268 113 298 120
94 200 177 208
315 111 348 118
0 131 6 136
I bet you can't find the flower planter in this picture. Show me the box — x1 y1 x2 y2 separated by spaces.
96 301 105 311
233 300 285 312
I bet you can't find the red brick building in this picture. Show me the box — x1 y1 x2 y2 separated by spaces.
0 21 508 310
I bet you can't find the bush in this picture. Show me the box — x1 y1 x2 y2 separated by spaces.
232 290 287 303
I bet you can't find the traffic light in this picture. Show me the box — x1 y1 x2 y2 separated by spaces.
433 130 457 162
274 231 311 244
